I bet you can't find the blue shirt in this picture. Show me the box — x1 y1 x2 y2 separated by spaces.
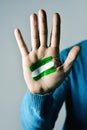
21 40 87 130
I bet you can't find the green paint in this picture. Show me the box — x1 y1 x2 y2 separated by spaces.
30 56 53 72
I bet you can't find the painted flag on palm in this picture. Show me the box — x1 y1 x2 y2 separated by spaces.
30 56 57 81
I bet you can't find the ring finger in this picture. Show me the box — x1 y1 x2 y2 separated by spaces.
30 13 40 50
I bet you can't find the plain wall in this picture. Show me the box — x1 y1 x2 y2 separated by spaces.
0 0 87 130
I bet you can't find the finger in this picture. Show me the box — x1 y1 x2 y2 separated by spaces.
51 13 60 48
38 9 48 47
14 28 29 57
63 46 81 73
30 14 40 50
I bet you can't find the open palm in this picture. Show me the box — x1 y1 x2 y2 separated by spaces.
14 9 80 94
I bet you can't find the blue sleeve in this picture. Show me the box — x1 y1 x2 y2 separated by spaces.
20 50 70 130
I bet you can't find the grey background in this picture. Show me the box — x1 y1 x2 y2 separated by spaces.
0 0 87 130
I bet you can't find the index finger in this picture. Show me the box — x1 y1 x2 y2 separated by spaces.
51 13 60 48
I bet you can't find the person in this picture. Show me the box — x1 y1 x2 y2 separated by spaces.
14 9 87 130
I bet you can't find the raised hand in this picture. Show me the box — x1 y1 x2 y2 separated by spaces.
14 9 80 94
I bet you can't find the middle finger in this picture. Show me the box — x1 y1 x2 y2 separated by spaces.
38 9 48 47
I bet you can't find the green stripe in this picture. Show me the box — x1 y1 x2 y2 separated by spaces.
30 56 53 71
33 67 57 81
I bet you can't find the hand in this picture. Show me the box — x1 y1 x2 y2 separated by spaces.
14 9 80 94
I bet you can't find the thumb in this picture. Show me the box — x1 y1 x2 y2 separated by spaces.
63 46 81 73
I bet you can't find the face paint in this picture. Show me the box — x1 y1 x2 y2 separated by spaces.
29 56 57 81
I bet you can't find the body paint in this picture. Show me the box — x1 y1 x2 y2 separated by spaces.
30 56 56 81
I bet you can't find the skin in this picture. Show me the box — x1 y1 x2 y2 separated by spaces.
14 9 80 94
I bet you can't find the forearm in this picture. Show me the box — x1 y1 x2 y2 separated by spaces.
20 81 68 130
21 90 54 130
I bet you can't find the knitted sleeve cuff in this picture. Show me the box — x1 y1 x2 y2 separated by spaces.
24 89 53 111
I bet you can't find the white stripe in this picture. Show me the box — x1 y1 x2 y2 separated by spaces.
32 61 54 77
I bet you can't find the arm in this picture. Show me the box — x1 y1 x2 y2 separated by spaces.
20 49 70 130
21 90 54 130
14 9 80 130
